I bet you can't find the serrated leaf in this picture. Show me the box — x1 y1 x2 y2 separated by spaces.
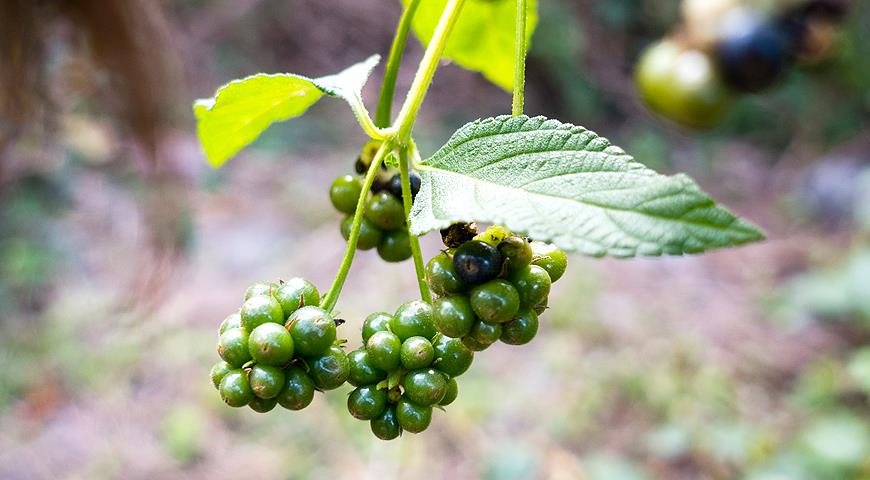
403 0 537 91
409 115 764 257
194 55 380 168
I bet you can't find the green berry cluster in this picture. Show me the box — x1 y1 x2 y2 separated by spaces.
428 224 567 350
349 301 472 439
210 278 350 413
329 144 422 263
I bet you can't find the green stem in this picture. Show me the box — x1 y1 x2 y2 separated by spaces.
398 147 431 303
512 0 528 117
394 0 467 142
375 0 423 128
320 141 392 313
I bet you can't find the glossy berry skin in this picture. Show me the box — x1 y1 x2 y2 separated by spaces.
387 172 422 200
348 348 387 387
400 336 435 370
510 265 552 308
453 240 503 286
244 282 277 301
403 369 448 406
366 331 402 372
274 278 319 318
365 192 405 231
340 216 383 251
396 397 432 434
500 309 539 346
440 378 458 406
530 242 567 282
347 385 388 420
210 361 233 389
362 312 392 344
249 364 286 399
276 367 316 410
219 370 253 407
330 175 363 215
286 306 337 357
308 346 350 390
240 294 284 332
715 8 790 92
432 335 474 377
470 280 520 324
391 301 436 341
426 252 464 296
499 236 533 274
378 230 412 263
371 406 402 440
463 320 502 352
219 312 242 335
218 328 252 367
248 323 295 366
635 39 732 129
433 295 476 338
248 396 278 413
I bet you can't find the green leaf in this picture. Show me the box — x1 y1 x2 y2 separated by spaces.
409 115 764 257
194 55 380 168
403 0 538 91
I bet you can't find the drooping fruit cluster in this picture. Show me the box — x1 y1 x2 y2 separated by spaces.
427 224 567 350
210 278 350 413
329 141 422 263
349 301 473 439
635 0 848 128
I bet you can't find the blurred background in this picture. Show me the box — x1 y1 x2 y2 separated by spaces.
0 0 869 478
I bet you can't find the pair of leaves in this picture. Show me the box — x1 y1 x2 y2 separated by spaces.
409 115 764 257
403 0 538 92
193 55 381 167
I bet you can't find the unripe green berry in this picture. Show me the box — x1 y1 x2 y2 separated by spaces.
400 336 435 370
274 278 319 318
370 406 402 440
498 236 533 274
330 175 363 214
308 345 350 390
365 192 405 230
403 369 448 406
396 397 432 434
391 300 436 341
439 377 458 406
241 294 284 332
244 281 277 301
500 309 539 346
433 295 476 338
348 348 387 387
366 330 402 372
469 280 520 324
463 320 501 351
210 361 233 389
217 328 252 368
341 215 383 251
248 396 278 413
378 230 412 263
362 312 392 344
219 312 241 335
277 367 316 411
530 242 568 282
433 335 474 377
286 306 337 357
249 364 286 399
219 370 253 407
347 385 388 420
248 323 295 366
509 265 551 308
426 251 464 296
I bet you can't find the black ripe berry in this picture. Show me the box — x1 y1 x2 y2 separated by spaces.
387 172 422 200
715 8 790 92
440 223 478 248
452 240 502 286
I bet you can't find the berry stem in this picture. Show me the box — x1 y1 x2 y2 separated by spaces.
393 0 467 143
512 0 528 117
399 147 432 304
375 0 422 128
320 141 393 313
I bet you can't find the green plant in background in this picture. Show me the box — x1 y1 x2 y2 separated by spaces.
194 0 763 439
